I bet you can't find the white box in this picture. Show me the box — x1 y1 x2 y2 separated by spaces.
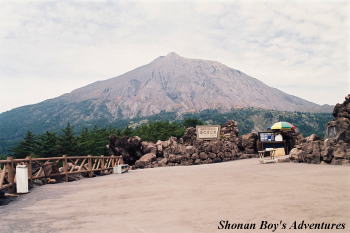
16 165 29 193
113 164 129 174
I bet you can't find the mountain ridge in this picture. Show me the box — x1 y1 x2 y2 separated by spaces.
1 52 332 116
52 52 332 118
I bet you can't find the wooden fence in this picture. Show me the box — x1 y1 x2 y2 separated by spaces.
0 155 123 194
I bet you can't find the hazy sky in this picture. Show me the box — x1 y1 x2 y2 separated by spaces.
0 0 349 113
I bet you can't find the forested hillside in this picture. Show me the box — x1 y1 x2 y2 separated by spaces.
1 108 332 157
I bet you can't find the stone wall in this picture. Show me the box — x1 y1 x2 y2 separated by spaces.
133 120 259 169
290 95 350 165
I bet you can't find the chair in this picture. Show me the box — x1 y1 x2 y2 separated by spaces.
258 148 277 164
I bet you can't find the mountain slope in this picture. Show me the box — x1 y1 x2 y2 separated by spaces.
58 52 331 119
0 52 332 153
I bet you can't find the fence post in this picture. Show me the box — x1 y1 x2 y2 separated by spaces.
100 155 105 175
6 156 15 194
111 155 115 169
88 155 92 178
26 155 32 180
63 155 68 182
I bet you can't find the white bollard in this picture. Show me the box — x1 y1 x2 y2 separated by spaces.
16 165 29 193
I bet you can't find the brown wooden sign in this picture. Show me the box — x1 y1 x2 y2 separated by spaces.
196 125 221 140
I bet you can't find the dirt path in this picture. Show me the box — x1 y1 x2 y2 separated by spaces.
0 159 349 233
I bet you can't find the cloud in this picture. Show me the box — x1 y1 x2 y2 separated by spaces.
0 0 348 112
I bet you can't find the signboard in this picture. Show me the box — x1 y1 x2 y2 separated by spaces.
259 132 275 142
196 125 221 140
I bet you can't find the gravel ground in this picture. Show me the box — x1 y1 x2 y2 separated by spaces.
0 159 349 233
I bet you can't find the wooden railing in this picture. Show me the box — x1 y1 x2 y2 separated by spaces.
0 155 123 194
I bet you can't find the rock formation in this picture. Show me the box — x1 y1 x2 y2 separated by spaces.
108 135 143 165
290 95 350 165
132 120 259 169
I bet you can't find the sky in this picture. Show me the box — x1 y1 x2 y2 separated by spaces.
0 0 349 113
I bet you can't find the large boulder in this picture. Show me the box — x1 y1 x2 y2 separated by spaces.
182 127 197 144
333 94 350 119
108 135 143 165
141 141 157 154
138 153 156 162
185 146 196 155
306 134 319 142
168 154 181 163
289 148 304 162
157 158 168 167
291 95 350 165
199 152 209 160
220 120 239 136
240 133 258 154
134 153 156 169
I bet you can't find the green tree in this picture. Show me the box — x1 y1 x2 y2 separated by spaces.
134 121 184 142
37 131 59 157
122 127 133 137
76 126 112 156
12 131 38 158
264 112 273 119
89 127 110 155
58 123 77 155
77 128 90 156
183 118 204 128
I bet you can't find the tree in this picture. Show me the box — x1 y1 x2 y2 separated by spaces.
122 127 133 137
77 128 90 156
263 112 273 119
12 131 38 158
134 121 184 142
58 123 77 155
37 131 59 157
183 118 204 128
89 127 110 155
76 126 112 156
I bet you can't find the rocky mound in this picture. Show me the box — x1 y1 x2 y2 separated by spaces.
290 95 350 165
131 120 259 169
